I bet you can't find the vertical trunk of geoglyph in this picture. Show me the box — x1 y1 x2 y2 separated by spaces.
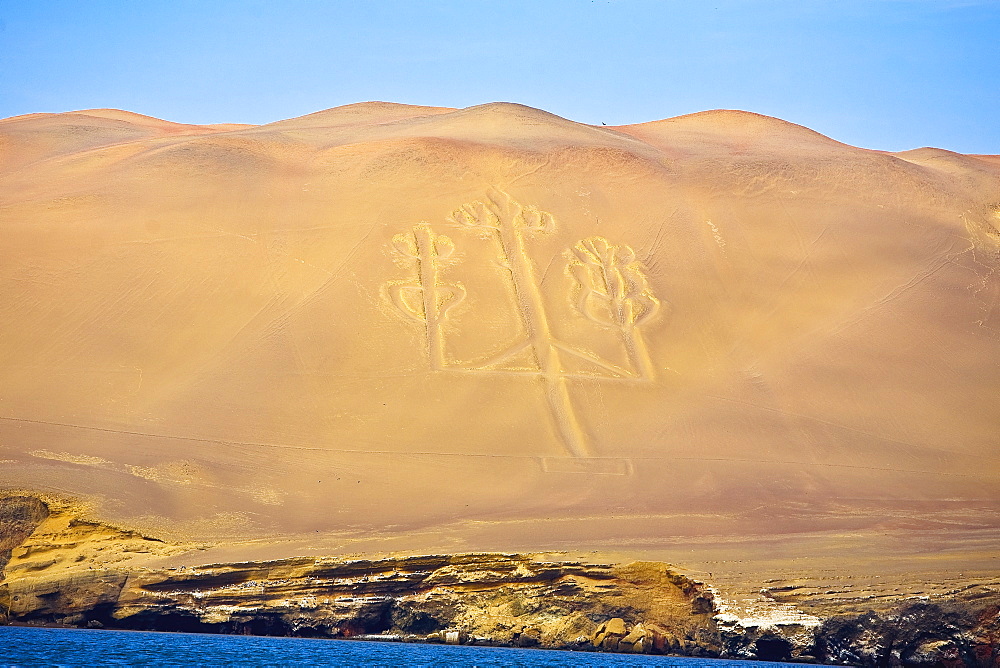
415 225 446 371
491 196 590 458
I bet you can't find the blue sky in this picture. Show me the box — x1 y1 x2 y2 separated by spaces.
1 0 997 152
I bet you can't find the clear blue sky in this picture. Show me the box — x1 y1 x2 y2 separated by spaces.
1 0 997 152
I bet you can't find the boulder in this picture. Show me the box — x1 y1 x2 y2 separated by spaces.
605 617 627 635
619 623 648 653
516 626 541 647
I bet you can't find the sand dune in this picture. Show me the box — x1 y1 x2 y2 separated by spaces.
257 101 456 130
0 110 256 178
0 103 998 561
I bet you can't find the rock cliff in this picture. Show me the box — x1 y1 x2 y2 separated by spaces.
1 496 716 654
3 495 999 664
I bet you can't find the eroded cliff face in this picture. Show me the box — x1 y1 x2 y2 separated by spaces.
0 496 717 655
0 496 48 577
3 495 1000 665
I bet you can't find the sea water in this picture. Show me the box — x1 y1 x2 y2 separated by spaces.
0 626 812 667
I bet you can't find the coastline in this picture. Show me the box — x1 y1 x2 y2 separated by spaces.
3 494 999 665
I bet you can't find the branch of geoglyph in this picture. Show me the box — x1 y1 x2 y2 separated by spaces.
388 224 465 332
448 188 554 234
567 237 660 378
569 237 658 326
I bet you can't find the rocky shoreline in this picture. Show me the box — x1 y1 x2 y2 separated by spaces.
3 495 998 665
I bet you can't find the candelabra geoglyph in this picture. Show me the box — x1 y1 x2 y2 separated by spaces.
386 189 661 458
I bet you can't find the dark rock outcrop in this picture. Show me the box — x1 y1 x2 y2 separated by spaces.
810 603 1000 667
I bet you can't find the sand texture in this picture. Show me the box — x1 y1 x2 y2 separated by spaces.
0 102 999 560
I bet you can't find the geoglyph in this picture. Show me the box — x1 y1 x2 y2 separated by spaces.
387 188 661 458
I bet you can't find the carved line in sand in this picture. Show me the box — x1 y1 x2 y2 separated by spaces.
387 224 466 370
566 236 660 381
388 189 660 459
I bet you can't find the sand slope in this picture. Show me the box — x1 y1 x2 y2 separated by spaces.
1 102 998 552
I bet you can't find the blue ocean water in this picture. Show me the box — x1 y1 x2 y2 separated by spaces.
0 626 809 667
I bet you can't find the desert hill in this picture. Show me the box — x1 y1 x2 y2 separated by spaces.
0 102 998 567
